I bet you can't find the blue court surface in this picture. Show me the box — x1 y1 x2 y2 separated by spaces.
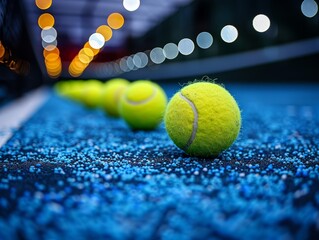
1 83 319 240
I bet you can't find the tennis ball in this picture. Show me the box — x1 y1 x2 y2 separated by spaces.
81 80 103 108
101 78 130 117
164 81 241 157
119 80 167 130
55 80 70 96
66 80 85 101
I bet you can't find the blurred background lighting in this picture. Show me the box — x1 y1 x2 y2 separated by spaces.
107 13 125 30
221 25 238 43
126 56 135 70
89 33 105 49
123 0 140 12
132 54 142 68
96 25 113 41
136 52 148 68
119 58 130 72
41 27 57 43
163 43 179 59
301 0 318 18
0 42 5 58
253 14 271 32
35 0 52 10
150 47 166 64
196 32 213 49
84 42 100 56
43 47 59 58
42 39 57 50
44 52 59 62
178 38 195 55
78 48 94 63
38 13 55 29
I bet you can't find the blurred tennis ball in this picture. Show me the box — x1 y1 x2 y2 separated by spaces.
101 78 130 117
80 79 103 108
119 80 167 130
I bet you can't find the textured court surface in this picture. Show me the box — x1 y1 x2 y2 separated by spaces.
1 83 319 240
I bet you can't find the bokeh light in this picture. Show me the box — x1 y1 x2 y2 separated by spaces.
38 13 55 29
96 25 113 41
163 43 179 59
0 42 5 58
119 58 129 72
123 0 140 12
42 39 57 50
41 27 57 43
84 42 100 56
301 0 318 18
220 25 238 43
150 47 166 64
132 54 142 68
178 38 195 55
89 33 105 49
253 14 271 32
43 47 59 58
196 32 213 49
44 52 59 62
134 52 148 68
78 48 94 64
107 13 125 30
126 56 135 70
45 52 62 78
35 0 52 10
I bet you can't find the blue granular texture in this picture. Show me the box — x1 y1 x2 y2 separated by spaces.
0 83 319 240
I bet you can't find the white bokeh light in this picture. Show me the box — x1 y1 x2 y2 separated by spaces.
150 47 165 64
196 32 213 49
178 38 195 55
119 58 129 72
41 27 57 43
123 0 140 11
220 25 238 43
133 52 148 68
132 54 142 68
138 52 148 68
301 0 318 18
89 33 105 49
253 14 271 32
163 43 179 59
42 39 57 51
126 56 135 70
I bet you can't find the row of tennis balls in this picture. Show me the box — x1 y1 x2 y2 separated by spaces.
55 79 241 157
55 79 166 130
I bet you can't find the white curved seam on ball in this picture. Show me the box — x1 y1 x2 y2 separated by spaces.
179 92 198 151
125 87 157 105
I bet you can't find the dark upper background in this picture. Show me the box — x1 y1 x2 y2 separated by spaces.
0 0 318 103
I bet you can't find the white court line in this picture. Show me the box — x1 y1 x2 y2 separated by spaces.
0 87 49 148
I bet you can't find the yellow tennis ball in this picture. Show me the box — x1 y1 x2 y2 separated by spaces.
119 80 167 130
66 80 85 101
81 80 103 108
54 81 65 95
101 78 130 117
164 81 241 157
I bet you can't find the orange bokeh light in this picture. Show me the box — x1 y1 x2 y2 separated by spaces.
96 25 113 41
38 13 55 29
35 0 52 10
43 47 60 58
107 13 124 30
84 42 100 56
0 42 5 59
